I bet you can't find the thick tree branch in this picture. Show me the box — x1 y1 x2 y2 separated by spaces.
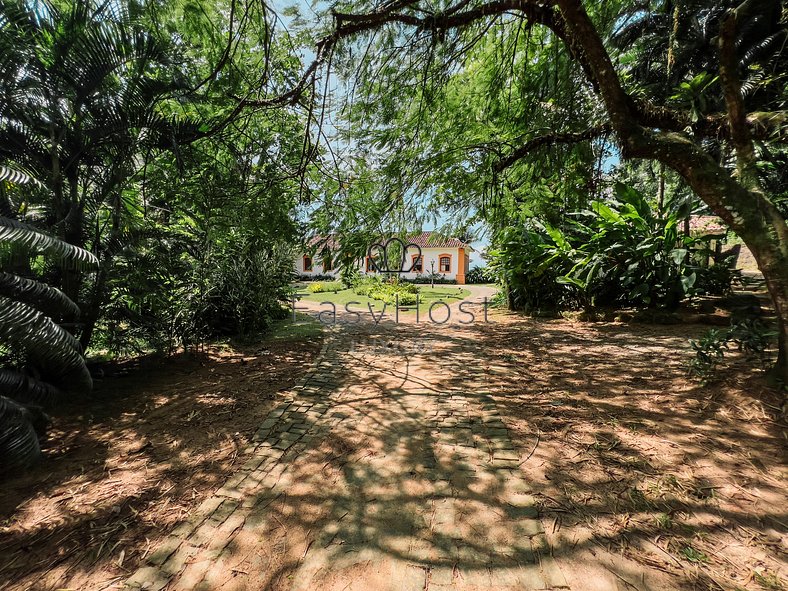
233 0 579 112
233 0 783 145
718 4 760 190
494 124 611 172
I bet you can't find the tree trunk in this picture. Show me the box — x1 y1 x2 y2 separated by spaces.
750 241 788 385
553 0 788 385
78 267 107 351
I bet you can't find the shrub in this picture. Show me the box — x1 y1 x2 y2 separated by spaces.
398 292 418 305
410 273 457 285
489 183 706 312
203 241 295 338
353 276 383 296
395 281 419 294
307 281 343 293
689 318 777 379
361 279 421 305
488 224 581 313
689 329 729 379
298 273 335 282
727 318 777 363
693 260 740 296
466 266 495 284
369 289 418 305
340 265 361 288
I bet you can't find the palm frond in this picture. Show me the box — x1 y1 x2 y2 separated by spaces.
741 30 787 67
0 395 40 474
0 295 92 391
0 216 99 269
0 369 61 404
0 272 81 319
0 165 40 186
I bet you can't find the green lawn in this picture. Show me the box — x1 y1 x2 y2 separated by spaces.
298 285 472 316
268 312 323 341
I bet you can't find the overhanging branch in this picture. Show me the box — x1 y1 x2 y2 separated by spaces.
494 124 612 172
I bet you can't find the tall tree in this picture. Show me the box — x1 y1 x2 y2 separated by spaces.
0 0 203 347
271 0 788 383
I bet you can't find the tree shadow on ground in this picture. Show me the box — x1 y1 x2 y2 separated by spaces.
0 334 322 591
206 314 785 591
2 309 785 591
472 314 787 591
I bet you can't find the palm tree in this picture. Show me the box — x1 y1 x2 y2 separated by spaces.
0 0 201 348
0 166 98 474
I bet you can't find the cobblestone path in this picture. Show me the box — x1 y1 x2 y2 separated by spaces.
125 312 569 590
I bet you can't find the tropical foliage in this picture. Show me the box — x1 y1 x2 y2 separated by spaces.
2 0 788 472
0 0 309 471
489 183 723 312
295 0 787 381
1 169 98 473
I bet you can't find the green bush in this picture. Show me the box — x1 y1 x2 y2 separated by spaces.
693 260 740 296
202 241 295 338
340 265 361 288
688 329 729 379
353 276 383 296
489 183 707 312
298 273 334 281
369 289 418 305
397 292 418 305
396 282 419 294
466 266 495 284
307 281 344 293
410 274 457 285
689 318 777 379
488 224 582 312
360 279 420 305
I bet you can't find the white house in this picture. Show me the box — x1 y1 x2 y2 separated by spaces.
295 232 473 284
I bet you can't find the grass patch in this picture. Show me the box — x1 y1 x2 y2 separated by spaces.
299 285 472 315
268 312 323 341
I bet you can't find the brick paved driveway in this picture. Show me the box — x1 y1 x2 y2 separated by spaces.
126 288 569 590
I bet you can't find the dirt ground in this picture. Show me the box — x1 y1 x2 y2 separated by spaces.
485 313 787 591
0 327 322 591
0 306 786 591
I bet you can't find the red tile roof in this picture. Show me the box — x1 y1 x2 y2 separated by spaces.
307 232 471 251
403 232 471 249
308 235 339 250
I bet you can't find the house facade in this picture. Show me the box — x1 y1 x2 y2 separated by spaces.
296 232 472 284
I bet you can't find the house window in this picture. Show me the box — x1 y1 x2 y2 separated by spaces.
303 255 313 272
439 254 451 273
365 256 376 272
411 255 423 272
323 257 333 272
